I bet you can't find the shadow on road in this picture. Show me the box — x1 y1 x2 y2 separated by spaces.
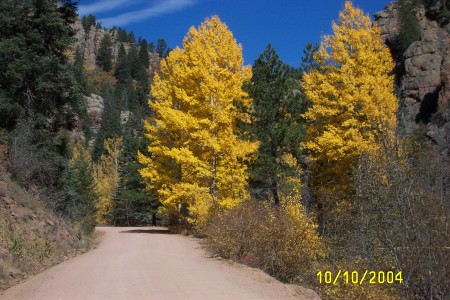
119 228 173 235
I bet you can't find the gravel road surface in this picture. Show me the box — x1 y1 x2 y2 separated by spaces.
0 227 318 300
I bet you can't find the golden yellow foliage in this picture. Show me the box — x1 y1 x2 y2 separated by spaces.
300 1 398 256
302 1 397 166
95 137 123 224
138 16 257 225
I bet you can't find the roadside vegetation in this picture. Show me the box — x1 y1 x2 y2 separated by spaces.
0 0 448 299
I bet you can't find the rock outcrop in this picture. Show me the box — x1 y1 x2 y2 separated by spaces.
85 93 104 137
70 18 160 72
68 17 159 147
374 1 449 155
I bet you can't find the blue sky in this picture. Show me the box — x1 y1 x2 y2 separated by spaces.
78 0 392 67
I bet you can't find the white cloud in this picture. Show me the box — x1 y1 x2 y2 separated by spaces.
78 0 138 16
97 0 196 27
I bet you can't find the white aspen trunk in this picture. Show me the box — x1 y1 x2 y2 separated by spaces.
210 96 218 204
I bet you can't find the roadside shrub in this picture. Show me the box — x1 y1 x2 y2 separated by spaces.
351 135 450 299
203 199 325 282
318 260 398 300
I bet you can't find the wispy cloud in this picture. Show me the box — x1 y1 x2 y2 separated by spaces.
98 0 196 27
78 0 138 16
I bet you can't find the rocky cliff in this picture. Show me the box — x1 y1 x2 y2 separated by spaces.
374 1 449 155
68 18 161 147
70 18 160 72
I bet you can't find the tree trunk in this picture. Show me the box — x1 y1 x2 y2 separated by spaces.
271 180 280 206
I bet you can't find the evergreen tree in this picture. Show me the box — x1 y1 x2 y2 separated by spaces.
72 47 87 92
0 0 83 130
148 42 155 52
114 43 130 85
134 73 149 111
97 33 113 72
138 39 150 67
128 46 141 80
60 142 98 235
244 44 306 205
156 38 168 57
0 0 84 197
396 0 422 56
300 42 320 74
127 31 136 44
92 87 122 161
113 132 157 226
116 27 128 43
136 39 151 110
81 14 96 32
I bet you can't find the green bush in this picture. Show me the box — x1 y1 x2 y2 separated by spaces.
397 0 422 55
9 230 24 260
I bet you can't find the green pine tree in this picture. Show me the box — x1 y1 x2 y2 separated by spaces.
116 27 128 43
92 85 122 161
81 14 96 33
244 44 307 205
128 46 141 80
60 142 98 235
72 47 87 92
138 39 150 67
112 131 157 226
97 33 113 72
127 31 136 44
114 43 130 85
0 0 86 198
301 43 320 74
156 38 168 58
0 0 83 129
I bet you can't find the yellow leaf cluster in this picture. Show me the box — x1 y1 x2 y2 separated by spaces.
139 16 258 225
69 141 92 170
302 1 397 165
95 137 123 224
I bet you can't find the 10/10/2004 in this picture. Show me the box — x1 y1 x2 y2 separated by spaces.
317 270 403 285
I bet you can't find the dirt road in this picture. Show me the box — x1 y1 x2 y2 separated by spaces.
0 227 318 300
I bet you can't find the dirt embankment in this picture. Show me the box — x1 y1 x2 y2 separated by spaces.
0 171 96 292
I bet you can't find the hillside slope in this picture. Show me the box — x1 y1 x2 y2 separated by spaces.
0 147 97 291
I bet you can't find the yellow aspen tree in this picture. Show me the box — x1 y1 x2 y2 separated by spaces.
95 137 123 224
301 1 397 241
302 1 397 180
138 16 257 225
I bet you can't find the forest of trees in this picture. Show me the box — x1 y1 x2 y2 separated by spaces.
0 1 448 299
